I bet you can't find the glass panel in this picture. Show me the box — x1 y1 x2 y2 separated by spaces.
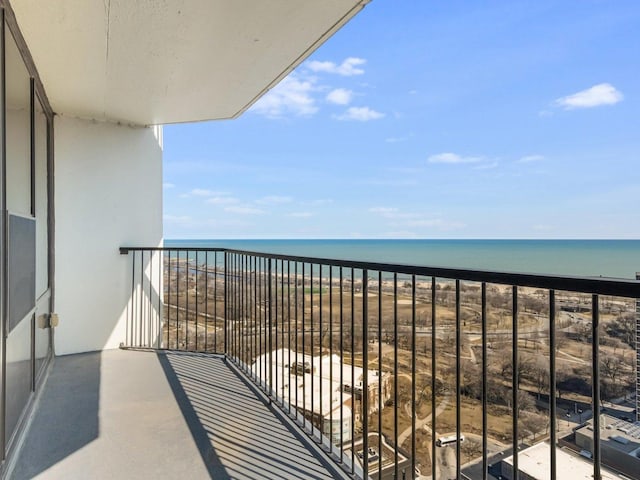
4 22 34 446
5 24 30 216
34 94 50 376
5 315 32 446
35 95 48 296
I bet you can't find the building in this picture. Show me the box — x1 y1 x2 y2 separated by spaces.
250 348 391 445
351 433 411 480
500 442 623 480
575 415 640 478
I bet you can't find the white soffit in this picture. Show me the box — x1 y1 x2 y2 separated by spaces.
11 0 369 126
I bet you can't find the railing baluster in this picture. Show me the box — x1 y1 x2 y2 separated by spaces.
204 251 208 352
512 285 519 479
363 269 369 479
176 251 180 349
311 263 315 437
295 261 299 423
482 282 488 480
129 250 135 348
281 259 285 408
164 250 169 348
245 254 249 369
213 251 217 352
287 260 292 413
377 270 382 478
319 265 323 442
274 258 278 398
456 279 462 479
394 273 399 479
329 266 334 452
549 289 557 480
139 250 144 348
411 274 417 480
431 276 436 480
148 250 152 347
195 251 199 351
223 251 227 357
339 267 344 462
263 257 267 385
238 254 242 363
185 250 190 350
592 294 601 480
350 267 355 474
252 256 257 380
302 262 306 430
268 258 273 398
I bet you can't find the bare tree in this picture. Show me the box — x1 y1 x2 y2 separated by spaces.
601 356 624 384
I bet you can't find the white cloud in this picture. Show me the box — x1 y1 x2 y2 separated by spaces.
307 57 366 76
206 196 239 205
369 207 422 220
287 212 313 218
190 188 226 197
554 83 623 110
335 106 384 121
163 214 191 223
406 219 465 230
369 207 398 214
385 136 409 143
224 206 266 215
256 195 293 205
251 74 318 118
474 161 499 170
163 182 175 189
326 88 353 105
369 206 464 231
305 198 333 206
384 231 418 238
427 152 482 164
518 155 544 163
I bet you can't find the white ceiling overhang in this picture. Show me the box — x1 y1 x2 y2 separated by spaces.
10 0 369 126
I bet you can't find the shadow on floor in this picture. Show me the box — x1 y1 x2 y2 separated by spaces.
157 352 339 480
11 352 101 479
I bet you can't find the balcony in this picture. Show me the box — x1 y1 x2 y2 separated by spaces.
12 349 345 480
9 246 639 479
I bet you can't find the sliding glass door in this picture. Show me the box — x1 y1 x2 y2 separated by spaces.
1 10 53 459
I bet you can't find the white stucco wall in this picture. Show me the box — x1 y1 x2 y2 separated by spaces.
54 116 163 355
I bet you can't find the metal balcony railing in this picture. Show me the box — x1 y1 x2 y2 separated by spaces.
120 246 640 480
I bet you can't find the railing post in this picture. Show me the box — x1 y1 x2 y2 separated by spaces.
549 290 557 480
362 269 369 479
636 272 640 424
224 250 228 359
268 258 273 400
592 295 601 480
512 286 519 479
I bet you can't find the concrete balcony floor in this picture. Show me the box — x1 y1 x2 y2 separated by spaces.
12 349 345 479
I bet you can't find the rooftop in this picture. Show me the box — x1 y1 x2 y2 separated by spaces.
576 414 640 456
501 442 623 480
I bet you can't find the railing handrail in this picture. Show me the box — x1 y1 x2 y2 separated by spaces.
120 246 227 253
120 245 640 298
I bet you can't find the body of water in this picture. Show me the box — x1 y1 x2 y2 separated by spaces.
165 239 640 279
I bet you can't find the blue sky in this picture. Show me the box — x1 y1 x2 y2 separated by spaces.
163 1 640 239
